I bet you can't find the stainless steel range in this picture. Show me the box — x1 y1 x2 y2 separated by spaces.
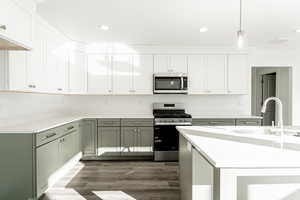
153 103 192 161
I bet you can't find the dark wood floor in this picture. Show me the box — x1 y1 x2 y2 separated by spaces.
41 161 180 200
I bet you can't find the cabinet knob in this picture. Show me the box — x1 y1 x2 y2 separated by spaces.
57 88 62 91
0 25 7 31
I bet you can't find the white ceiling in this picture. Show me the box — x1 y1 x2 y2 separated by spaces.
36 0 300 48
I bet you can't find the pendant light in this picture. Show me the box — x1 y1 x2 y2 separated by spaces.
237 0 247 49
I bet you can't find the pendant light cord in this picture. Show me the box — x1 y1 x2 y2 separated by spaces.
239 0 242 31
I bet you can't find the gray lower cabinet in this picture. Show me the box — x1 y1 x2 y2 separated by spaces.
81 119 97 156
96 118 154 159
0 121 82 200
193 118 262 126
236 119 262 126
36 139 60 197
121 127 153 156
192 119 236 126
36 122 82 198
98 127 121 156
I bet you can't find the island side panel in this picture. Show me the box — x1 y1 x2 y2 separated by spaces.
192 148 214 200
0 133 34 200
179 134 193 200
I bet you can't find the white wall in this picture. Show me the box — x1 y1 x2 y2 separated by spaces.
64 94 250 117
0 93 70 125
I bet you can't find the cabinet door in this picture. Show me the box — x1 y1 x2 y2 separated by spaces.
46 31 68 93
60 133 76 164
81 119 97 156
205 55 227 94
132 55 153 94
36 139 60 197
188 55 206 94
8 51 28 91
169 55 188 73
27 16 47 92
227 55 248 94
0 0 32 48
98 127 121 156
112 55 132 94
87 55 113 94
136 127 153 155
121 127 137 155
0 0 11 39
154 55 187 73
154 55 169 73
69 50 87 93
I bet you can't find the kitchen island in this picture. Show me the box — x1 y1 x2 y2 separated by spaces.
178 126 300 200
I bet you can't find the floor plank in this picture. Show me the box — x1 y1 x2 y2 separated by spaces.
41 161 180 200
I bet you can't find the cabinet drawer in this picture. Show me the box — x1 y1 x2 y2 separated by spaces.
60 122 80 136
236 119 262 126
36 128 61 147
192 119 235 126
98 119 121 127
121 118 154 127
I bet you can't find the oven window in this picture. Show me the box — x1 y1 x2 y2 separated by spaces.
154 125 179 151
155 77 182 90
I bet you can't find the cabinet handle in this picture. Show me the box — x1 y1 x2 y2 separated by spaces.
46 133 56 139
0 25 7 31
28 85 33 88
57 88 62 91
67 126 74 131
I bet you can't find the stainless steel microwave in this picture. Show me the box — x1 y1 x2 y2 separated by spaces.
153 73 188 94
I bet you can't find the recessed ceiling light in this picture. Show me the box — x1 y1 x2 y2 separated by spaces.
296 28 300 33
200 27 208 33
100 25 109 31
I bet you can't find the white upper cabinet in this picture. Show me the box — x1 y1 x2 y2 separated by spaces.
112 55 132 94
227 55 248 94
43 24 69 93
188 55 227 94
27 16 47 92
0 0 33 49
154 55 187 73
132 55 153 94
69 50 87 94
0 51 28 91
188 55 206 94
90 54 154 95
87 55 113 94
205 55 227 94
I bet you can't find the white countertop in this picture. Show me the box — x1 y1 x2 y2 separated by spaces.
192 115 263 119
177 126 300 168
0 114 154 134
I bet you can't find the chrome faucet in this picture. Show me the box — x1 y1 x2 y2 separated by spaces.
261 97 283 129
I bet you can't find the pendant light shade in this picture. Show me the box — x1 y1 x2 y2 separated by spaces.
237 0 247 49
237 30 246 49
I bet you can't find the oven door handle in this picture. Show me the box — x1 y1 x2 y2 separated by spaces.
154 122 192 126
181 77 184 89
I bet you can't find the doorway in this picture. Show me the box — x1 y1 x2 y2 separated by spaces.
252 67 292 126
261 73 276 125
